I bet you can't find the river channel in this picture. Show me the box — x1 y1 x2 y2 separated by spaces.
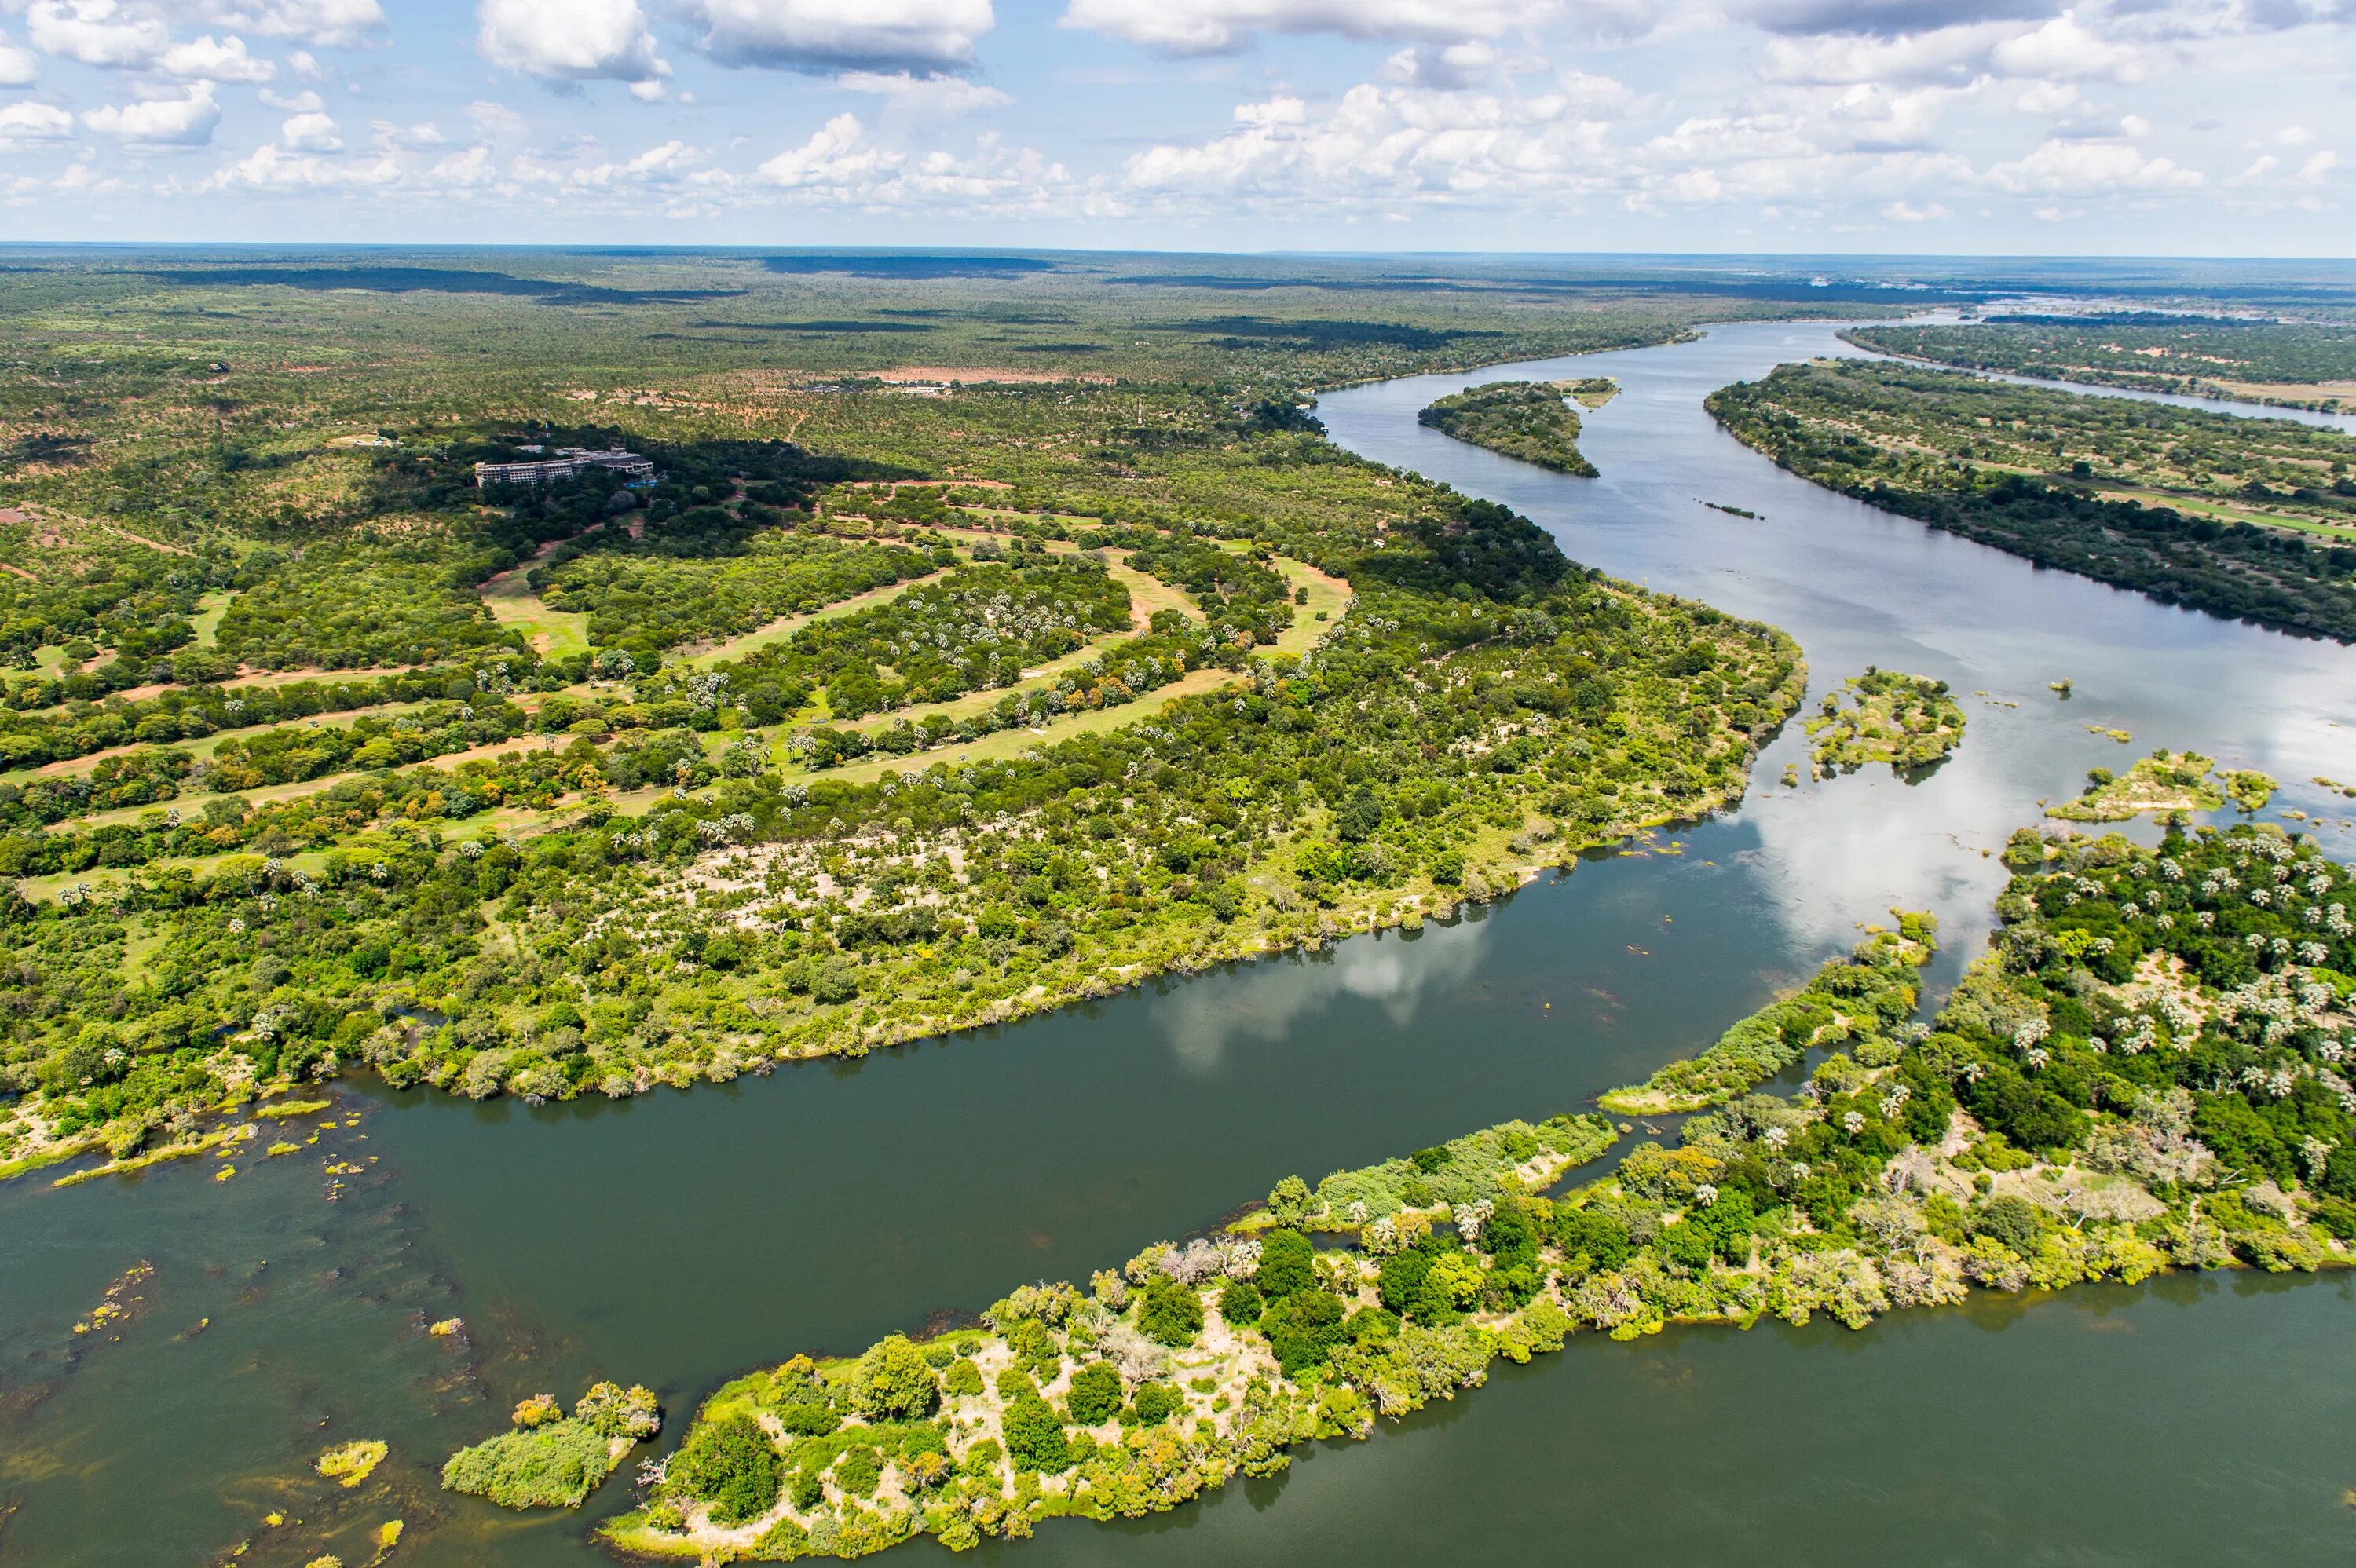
2 321 2352 1567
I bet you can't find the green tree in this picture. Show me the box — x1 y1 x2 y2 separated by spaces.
1255 1228 1315 1301
848 1333 940 1420
1065 1361 1125 1425
1137 1273 1204 1348
1001 1393 1072 1473
667 1414 780 1525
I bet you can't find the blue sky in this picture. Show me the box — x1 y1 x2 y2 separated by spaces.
0 0 2350 254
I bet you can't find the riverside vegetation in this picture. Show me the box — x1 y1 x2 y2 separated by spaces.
1416 380 1608 476
1706 360 2356 641
0 254 1820 1184
1849 316 2356 412
602 820 2356 1560
1804 667 1965 777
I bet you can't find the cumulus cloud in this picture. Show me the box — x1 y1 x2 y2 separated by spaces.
1062 0 1565 53
755 110 1074 211
476 0 670 86
194 0 385 47
1986 136 2202 192
0 31 40 85
1988 13 2144 80
26 0 170 68
260 86 324 110
679 0 995 74
1125 79 1626 204
0 97 75 144
159 33 276 81
203 140 398 188
279 108 339 148
83 81 222 144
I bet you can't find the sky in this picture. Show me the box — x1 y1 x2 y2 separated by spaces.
0 0 2350 254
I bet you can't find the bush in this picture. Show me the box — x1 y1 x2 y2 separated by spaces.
1255 1228 1315 1300
848 1334 939 1420
668 1414 781 1525
942 1358 984 1398
1263 1289 1346 1374
1138 1273 1203 1348
1218 1278 1264 1325
1129 1382 1183 1427
1065 1361 1125 1425
1001 1394 1071 1473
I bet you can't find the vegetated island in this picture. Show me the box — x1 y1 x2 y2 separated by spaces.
1704 360 2356 642
2044 750 2277 822
1804 667 1965 778
1417 380 1608 476
442 1381 661 1509
1847 316 2356 414
605 820 2356 1561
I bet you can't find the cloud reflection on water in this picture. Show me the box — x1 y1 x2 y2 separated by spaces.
1156 917 1491 1074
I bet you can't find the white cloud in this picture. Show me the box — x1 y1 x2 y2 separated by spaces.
2014 79 2077 113
203 139 399 188
2298 148 2338 180
159 34 276 81
280 108 339 148
1988 14 2145 82
1986 137 2202 192
368 118 444 149
261 86 324 110
1063 0 1560 53
195 0 385 48
0 98 75 144
755 110 1074 211
836 69 1012 116
26 1 169 68
1881 196 1951 218
82 80 221 144
1762 22 2013 86
680 0 995 74
476 0 670 85
0 31 40 85
469 99 529 141
1125 79 1627 205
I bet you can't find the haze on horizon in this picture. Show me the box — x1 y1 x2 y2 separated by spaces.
0 0 2348 257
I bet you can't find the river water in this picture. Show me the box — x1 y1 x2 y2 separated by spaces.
4 321 2354 1567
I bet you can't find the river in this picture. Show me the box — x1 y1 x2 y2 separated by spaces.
2 320 2353 1567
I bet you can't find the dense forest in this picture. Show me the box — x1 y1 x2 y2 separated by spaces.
1706 360 2356 641
1417 380 1600 476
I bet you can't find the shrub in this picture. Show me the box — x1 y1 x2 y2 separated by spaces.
1001 1394 1071 1473
848 1334 939 1420
1065 1361 1125 1425
1255 1228 1315 1301
1137 1274 1203 1348
942 1359 984 1398
1129 1381 1183 1427
1218 1278 1264 1325
668 1413 781 1525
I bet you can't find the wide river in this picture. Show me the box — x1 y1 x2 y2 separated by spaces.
4 321 2354 1567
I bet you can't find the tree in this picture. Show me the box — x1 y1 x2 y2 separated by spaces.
848 1333 939 1420
1255 1228 1315 1301
1001 1393 1071 1473
943 1358 984 1398
1264 1289 1345 1374
1065 1361 1125 1425
667 1414 780 1525
1138 1273 1204 1347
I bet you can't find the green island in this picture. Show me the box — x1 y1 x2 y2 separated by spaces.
1803 667 1966 777
0 256 1816 1183
2045 750 2277 822
602 820 2356 1560
1849 316 2356 413
1704 360 2356 641
441 1382 662 1510
1417 380 1605 477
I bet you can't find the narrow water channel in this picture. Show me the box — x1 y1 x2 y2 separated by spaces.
3 321 2352 1567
